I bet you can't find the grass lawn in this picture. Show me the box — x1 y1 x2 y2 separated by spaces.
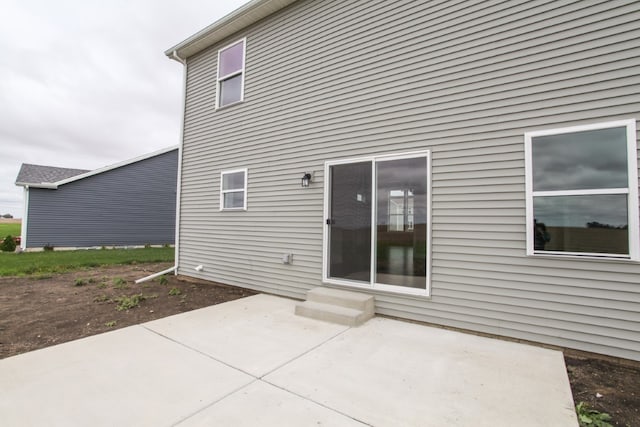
0 247 174 276
0 223 21 238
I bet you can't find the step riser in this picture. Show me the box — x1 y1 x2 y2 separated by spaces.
306 288 374 314
296 288 375 327
295 304 371 327
307 294 374 313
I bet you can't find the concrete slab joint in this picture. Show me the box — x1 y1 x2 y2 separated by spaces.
0 294 578 426
295 287 375 326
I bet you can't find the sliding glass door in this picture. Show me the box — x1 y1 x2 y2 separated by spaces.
375 157 428 289
325 152 430 294
327 161 372 283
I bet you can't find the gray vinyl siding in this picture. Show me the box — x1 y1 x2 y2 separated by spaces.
26 150 177 248
177 0 640 360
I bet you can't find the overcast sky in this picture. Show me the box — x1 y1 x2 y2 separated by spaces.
0 0 250 217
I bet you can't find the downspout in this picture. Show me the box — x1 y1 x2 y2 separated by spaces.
136 50 187 285
21 186 29 250
173 50 187 275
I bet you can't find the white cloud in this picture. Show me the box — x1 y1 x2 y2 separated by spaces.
0 0 250 217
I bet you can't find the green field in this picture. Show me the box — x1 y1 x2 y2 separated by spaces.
0 247 174 276
0 223 21 238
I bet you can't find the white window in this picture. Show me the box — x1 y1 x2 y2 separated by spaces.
525 120 639 259
216 39 246 108
220 168 247 210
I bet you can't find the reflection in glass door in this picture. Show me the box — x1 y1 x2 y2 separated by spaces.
326 153 429 293
375 157 428 288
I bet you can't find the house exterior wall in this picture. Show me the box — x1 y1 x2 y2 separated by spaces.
176 0 640 360
26 149 178 248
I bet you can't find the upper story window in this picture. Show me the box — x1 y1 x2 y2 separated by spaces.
216 39 246 108
220 168 247 210
525 120 639 260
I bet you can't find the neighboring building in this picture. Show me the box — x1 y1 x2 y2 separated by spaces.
15 146 178 249
166 0 640 361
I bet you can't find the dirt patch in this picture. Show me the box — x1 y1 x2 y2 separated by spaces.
565 355 640 426
0 262 256 358
1 264 639 426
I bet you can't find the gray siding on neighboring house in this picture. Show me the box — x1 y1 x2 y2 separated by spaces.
176 0 640 360
27 150 177 248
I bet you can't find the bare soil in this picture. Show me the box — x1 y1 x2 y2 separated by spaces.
0 262 256 358
565 355 639 426
1 263 638 426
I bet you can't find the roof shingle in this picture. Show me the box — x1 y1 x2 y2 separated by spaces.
15 164 89 186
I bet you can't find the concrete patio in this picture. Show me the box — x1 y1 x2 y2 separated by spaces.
0 294 578 426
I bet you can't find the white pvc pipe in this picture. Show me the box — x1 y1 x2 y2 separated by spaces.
135 266 176 284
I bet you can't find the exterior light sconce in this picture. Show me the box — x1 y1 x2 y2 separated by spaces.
301 173 312 187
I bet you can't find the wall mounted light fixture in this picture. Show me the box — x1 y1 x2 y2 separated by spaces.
301 173 312 187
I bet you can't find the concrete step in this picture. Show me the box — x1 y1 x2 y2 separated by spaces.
306 287 374 316
295 301 372 327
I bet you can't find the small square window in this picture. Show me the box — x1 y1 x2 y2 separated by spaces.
220 169 247 210
217 39 245 109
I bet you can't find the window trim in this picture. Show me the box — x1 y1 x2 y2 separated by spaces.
322 150 432 297
524 119 639 260
220 168 248 211
215 38 246 110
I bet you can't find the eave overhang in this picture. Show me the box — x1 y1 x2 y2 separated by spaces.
164 0 297 61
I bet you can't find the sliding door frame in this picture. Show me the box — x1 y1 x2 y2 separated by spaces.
322 150 432 297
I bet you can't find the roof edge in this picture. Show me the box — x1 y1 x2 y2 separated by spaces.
54 145 179 187
22 145 179 189
15 182 58 189
165 0 297 60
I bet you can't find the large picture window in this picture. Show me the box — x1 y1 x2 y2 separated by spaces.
220 168 247 210
525 120 638 259
216 39 245 108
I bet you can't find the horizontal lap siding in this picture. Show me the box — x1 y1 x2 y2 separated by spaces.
178 0 640 359
27 150 178 248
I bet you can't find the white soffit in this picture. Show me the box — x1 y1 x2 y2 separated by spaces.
165 0 297 60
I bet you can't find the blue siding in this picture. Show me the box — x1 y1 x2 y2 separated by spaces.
26 150 177 248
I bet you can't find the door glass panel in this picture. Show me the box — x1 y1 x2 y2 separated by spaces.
375 157 427 289
328 162 372 283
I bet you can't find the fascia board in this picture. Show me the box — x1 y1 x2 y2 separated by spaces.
165 0 297 60
15 182 58 189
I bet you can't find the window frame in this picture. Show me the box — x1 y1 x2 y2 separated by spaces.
524 119 639 260
220 168 248 211
215 38 246 110
322 150 432 297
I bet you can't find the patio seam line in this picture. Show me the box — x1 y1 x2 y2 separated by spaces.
171 379 261 427
140 325 258 378
259 378 374 427
138 325 261 426
142 320 359 425
256 326 373 426
257 325 352 379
